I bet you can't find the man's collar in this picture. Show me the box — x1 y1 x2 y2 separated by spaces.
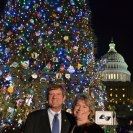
48 108 61 116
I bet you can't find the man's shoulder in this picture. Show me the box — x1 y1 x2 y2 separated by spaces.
28 109 47 117
62 110 72 115
61 110 76 126
62 110 75 119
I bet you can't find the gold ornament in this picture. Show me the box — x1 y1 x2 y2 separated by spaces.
7 86 14 93
64 36 69 41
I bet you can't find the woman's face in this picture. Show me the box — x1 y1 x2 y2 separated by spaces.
74 99 91 120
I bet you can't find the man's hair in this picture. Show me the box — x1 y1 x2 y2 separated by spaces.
46 84 66 99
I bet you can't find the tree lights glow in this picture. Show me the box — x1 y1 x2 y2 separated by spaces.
0 0 106 132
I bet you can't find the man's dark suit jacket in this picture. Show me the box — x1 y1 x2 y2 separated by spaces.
24 109 75 133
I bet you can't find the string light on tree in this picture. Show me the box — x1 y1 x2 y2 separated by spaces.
0 0 106 132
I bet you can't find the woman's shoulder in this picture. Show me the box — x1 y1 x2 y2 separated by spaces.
77 122 104 133
89 122 101 127
88 123 104 132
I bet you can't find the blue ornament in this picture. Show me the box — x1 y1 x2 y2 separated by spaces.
57 7 62 12
0 70 2 76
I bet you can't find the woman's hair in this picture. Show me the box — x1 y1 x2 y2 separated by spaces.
72 94 95 122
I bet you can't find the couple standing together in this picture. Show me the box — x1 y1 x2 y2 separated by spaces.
24 84 104 133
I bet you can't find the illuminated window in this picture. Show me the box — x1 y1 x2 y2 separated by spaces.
122 88 125 91
115 94 118 97
130 109 133 111
114 74 116 79
110 93 112 97
111 74 113 79
108 74 110 79
110 100 113 103
123 94 125 97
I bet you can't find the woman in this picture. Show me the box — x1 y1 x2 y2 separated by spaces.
71 94 104 133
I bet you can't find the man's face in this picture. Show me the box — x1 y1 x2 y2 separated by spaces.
48 88 66 112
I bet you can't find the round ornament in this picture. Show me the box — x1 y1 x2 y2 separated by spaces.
7 86 14 93
30 19 34 23
64 36 69 41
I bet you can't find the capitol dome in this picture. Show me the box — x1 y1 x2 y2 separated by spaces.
100 40 131 82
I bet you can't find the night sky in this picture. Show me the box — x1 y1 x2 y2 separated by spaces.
90 0 133 81
1 0 133 80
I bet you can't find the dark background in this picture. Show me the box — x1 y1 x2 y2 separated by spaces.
1 0 133 80
90 0 133 81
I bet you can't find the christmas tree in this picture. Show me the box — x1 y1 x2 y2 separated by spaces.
0 0 106 132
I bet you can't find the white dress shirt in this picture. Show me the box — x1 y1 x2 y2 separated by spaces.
48 108 61 133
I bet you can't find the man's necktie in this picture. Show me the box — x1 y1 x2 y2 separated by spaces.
52 113 59 133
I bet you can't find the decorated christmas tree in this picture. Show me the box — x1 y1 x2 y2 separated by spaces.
0 0 106 132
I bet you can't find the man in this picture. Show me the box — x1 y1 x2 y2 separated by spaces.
24 84 75 133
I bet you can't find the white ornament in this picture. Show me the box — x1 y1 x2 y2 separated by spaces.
40 77 46 82
66 55 71 61
5 74 12 81
25 95 33 106
67 65 75 73
30 19 34 23
38 37 43 43
65 74 70 79
10 62 18 68
8 107 14 113
56 73 62 79
53 57 59 62
84 88 89 93
31 73 38 79
18 119 23 125
31 52 39 59
83 67 86 71
73 46 79 52
66 108 72 113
